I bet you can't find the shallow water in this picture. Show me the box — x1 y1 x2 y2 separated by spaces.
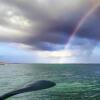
0 64 100 100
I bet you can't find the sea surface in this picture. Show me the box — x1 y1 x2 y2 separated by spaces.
0 64 100 100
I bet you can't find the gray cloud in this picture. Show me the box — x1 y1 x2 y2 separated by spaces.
0 0 100 51
70 37 98 56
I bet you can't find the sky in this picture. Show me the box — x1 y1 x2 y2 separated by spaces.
0 0 100 63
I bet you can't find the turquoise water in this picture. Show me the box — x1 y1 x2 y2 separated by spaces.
0 64 100 100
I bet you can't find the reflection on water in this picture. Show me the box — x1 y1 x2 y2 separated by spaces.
0 64 100 100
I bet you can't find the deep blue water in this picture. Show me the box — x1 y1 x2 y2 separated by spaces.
0 64 100 100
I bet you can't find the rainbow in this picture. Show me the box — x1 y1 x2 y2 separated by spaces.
60 2 100 63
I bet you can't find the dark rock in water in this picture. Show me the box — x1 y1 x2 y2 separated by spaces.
27 80 56 90
0 80 56 100
0 97 4 100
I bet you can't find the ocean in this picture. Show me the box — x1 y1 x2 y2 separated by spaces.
0 64 100 100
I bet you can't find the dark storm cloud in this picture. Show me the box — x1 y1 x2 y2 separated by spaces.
0 0 100 51
70 37 98 56
26 32 69 45
77 7 100 41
